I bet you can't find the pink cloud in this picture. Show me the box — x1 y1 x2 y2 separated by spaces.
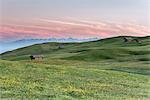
0 19 149 41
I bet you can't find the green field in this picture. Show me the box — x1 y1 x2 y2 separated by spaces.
0 36 150 99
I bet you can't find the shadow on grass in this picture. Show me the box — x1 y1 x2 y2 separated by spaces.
107 68 150 76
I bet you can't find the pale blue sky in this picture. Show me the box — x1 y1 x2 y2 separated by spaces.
1 0 149 25
0 0 149 43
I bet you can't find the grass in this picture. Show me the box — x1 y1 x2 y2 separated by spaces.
0 36 150 99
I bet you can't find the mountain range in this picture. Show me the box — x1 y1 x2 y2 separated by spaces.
0 37 99 53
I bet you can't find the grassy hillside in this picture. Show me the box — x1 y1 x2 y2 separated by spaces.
1 36 150 61
0 36 150 99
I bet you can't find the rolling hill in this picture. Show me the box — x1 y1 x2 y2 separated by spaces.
0 37 99 53
0 36 150 99
1 36 150 62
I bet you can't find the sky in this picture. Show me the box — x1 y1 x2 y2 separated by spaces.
0 0 150 42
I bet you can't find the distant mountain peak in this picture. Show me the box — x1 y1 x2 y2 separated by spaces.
12 37 100 43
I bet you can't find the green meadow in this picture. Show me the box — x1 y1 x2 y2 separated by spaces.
0 36 150 99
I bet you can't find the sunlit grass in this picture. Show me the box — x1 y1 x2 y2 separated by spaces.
0 36 150 99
